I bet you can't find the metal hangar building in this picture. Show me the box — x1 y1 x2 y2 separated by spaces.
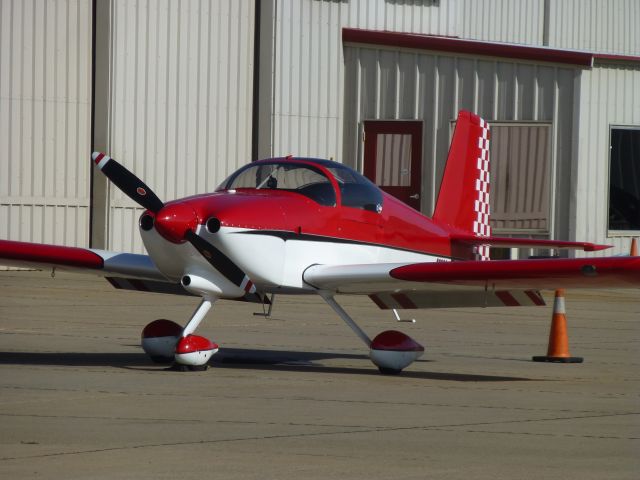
1 0 639 257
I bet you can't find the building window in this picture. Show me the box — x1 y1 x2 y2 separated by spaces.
489 123 552 234
609 127 640 231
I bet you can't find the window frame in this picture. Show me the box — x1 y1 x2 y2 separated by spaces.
607 124 640 237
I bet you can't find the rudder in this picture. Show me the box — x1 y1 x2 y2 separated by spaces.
432 111 491 260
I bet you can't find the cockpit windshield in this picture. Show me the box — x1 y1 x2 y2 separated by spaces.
217 158 383 212
218 162 336 206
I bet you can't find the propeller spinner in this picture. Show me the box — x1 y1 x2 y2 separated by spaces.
91 152 258 297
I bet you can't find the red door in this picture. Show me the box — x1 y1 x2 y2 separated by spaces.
363 121 423 210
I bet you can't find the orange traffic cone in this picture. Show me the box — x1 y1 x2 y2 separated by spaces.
532 289 583 363
630 238 638 256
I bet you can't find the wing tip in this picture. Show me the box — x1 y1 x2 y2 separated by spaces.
584 243 612 252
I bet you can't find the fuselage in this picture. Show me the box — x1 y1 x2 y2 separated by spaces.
140 158 455 297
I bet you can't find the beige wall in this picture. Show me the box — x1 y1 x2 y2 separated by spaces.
104 0 256 252
0 0 92 246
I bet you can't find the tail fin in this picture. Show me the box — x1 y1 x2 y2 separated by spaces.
432 111 491 260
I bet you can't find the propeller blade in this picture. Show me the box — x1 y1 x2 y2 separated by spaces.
92 152 164 213
184 230 258 297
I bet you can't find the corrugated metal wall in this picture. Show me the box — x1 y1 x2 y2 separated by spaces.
267 0 546 159
343 45 577 241
0 0 92 246
267 0 461 160
549 0 640 55
2 0 637 256
106 0 255 252
459 0 544 45
490 124 552 232
267 0 637 161
573 63 640 256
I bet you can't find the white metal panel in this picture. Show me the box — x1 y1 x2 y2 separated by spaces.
345 0 458 35
269 0 638 168
269 0 549 163
573 64 640 256
459 0 544 45
269 0 462 161
549 0 640 55
0 0 92 246
107 0 255 252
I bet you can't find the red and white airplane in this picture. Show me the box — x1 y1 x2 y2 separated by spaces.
2 111 639 373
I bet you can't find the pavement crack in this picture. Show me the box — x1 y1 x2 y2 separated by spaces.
2 412 638 462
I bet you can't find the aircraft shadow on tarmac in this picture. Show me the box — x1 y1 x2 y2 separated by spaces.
0 348 534 382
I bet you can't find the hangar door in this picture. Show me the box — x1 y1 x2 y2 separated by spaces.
363 121 423 211
489 123 552 234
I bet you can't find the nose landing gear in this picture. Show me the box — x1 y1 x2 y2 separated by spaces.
141 297 218 370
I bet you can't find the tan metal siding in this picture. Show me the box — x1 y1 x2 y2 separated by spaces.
344 46 577 243
490 124 551 232
270 0 637 167
574 65 640 256
549 0 640 55
268 0 461 161
0 0 92 246
459 0 544 45
346 0 457 34
107 0 255 252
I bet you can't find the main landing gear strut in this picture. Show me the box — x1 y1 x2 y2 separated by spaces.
141 296 219 371
320 293 424 374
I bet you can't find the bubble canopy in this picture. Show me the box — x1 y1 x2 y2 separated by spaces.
217 158 383 212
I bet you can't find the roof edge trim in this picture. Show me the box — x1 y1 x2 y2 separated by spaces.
342 28 594 67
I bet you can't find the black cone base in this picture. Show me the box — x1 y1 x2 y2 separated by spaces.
532 355 583 363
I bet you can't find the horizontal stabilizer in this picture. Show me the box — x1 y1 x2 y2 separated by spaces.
450 234 611 253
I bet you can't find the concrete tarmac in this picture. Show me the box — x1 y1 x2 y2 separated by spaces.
0 270 638 479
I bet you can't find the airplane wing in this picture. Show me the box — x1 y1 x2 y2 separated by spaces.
303 257 640 309
0 239 167 281
0 239 268 303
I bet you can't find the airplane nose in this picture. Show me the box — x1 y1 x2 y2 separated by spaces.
152 203 200 244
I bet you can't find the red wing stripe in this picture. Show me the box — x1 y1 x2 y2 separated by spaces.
129 279 150 292
391 293 417 309
495 291 520 306
106 277 122 289
0 239 104 269
369 294 389 309
525 290 545 306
